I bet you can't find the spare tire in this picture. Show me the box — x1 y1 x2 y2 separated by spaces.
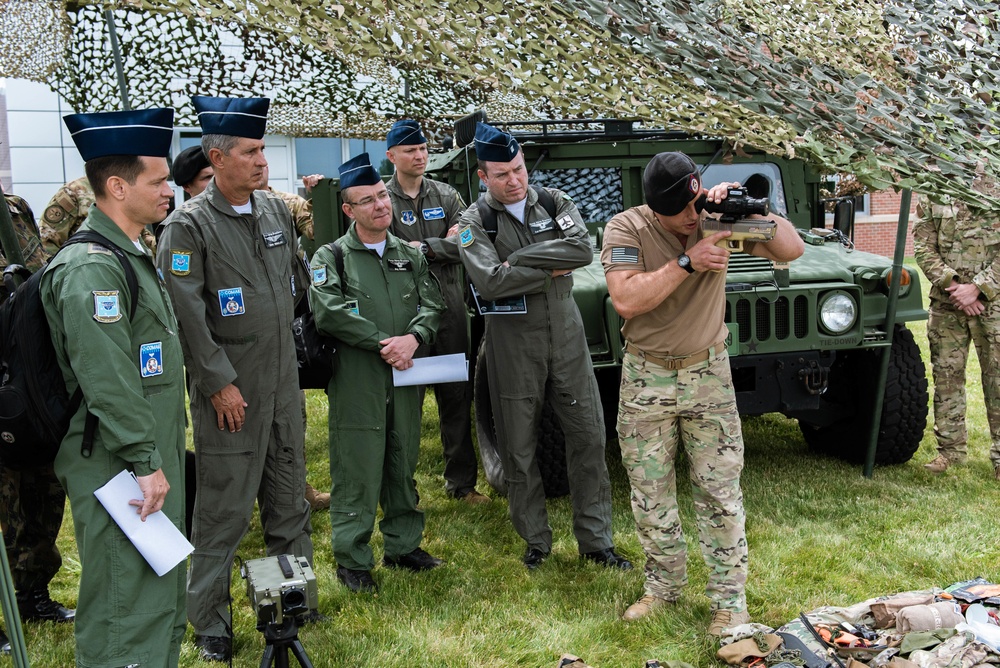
473 341 570 498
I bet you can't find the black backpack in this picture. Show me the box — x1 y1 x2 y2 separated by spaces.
0 231 138 469
293 241 345 390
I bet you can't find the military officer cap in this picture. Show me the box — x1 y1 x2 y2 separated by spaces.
643 151 702 217
63 108 174 161
386 119 427 148
473 122 519 162
192 96 269 139
171 146 211 187
339 153 382 189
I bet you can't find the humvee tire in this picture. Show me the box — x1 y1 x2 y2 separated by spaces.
473 341 571 498
799 325 928 465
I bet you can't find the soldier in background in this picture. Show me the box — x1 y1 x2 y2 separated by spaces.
172 145 214 200
385 119 488 505
40 176 158 255
0 193 75 654
915 171 1000 479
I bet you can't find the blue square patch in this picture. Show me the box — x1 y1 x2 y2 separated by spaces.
218 287 246 317
139 341 164 378
93 291 121 323
312 266 327 286
170 250 192 276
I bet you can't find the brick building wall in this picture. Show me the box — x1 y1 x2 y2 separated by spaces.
850 189 917 258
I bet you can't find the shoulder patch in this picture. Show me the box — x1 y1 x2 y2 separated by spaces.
93 291 122 323
87 243 113 255
460 225 475 247
43 205 67 224
561 193 573 202
610 246 640 264
312 265 328 286
170 250 192 276
556 214 576 231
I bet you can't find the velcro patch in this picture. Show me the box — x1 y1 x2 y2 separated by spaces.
460 226 475 247
610 247 640 264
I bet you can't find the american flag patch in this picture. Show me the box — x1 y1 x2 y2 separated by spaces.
610 246 640 264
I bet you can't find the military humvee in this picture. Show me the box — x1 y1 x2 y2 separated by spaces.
310 118 928 498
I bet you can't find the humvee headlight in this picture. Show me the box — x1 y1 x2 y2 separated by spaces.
819 291 857 334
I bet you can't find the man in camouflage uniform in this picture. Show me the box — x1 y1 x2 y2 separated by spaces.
385 119 488 504
0 195 76 653
41 176 158 255
602 152 803 634
914 178 1000 479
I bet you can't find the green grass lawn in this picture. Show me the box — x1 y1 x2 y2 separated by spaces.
28 262 1000 667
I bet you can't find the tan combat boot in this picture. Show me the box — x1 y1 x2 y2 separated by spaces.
924 454 951 474
459 489 492 505
305 483 330 510
623 594 672 621
708 608 750 637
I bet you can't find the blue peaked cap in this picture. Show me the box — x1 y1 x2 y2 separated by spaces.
192 96 269 139
386 119 427 148
473 122 519 162
339 153 382 189
63 108 174 161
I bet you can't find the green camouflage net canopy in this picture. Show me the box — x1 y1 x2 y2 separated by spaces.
1 0 998 206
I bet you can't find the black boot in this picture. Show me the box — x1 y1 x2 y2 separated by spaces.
17 588 75 623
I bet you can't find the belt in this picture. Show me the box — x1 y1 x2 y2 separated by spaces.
624 340 725 370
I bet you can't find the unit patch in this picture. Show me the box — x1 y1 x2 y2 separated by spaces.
170 250 192 276
313 266 328 286
400 210 417 226
263 230 286 248
387 258 413 272
93 291 122 323
422 207 445 221
139 342 164 378
556 215 576 231
460 226 475 247
218 287 246 316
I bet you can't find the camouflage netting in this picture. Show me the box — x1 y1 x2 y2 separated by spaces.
1 0 998 206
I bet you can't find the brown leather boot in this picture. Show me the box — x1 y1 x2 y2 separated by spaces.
305 483 330 510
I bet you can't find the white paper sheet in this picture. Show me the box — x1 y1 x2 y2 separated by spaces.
392 353 468 387
93 469 194 577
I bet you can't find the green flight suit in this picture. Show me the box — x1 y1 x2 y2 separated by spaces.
457 187 613 554
41 207 186 668
386 174 479 497
156 180 313 638
309 224 443 570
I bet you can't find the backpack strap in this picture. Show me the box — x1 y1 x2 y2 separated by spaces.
330 240 346 285
476 185 557 245
60 230 141 458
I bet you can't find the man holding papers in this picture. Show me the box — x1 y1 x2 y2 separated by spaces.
309 153 444 594
41 108 187 667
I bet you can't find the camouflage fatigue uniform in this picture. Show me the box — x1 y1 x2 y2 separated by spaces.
269 186 314 240
0 195 63 595
41 177 157 255
603 204 748 612
914 195 1000 467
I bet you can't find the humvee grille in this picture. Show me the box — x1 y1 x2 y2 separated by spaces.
727 292 812 347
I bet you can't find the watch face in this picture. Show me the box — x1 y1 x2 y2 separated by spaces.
678 253 694 272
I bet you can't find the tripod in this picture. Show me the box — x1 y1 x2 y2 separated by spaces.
258 617 314 668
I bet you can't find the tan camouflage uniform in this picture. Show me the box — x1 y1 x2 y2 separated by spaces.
914 193 1000 467
269 186 314 240
0 195 64 594
41 176 157 255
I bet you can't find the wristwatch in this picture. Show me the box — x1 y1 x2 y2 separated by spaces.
676 253 696 274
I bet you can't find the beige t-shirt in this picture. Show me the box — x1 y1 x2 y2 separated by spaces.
601 205 728 356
